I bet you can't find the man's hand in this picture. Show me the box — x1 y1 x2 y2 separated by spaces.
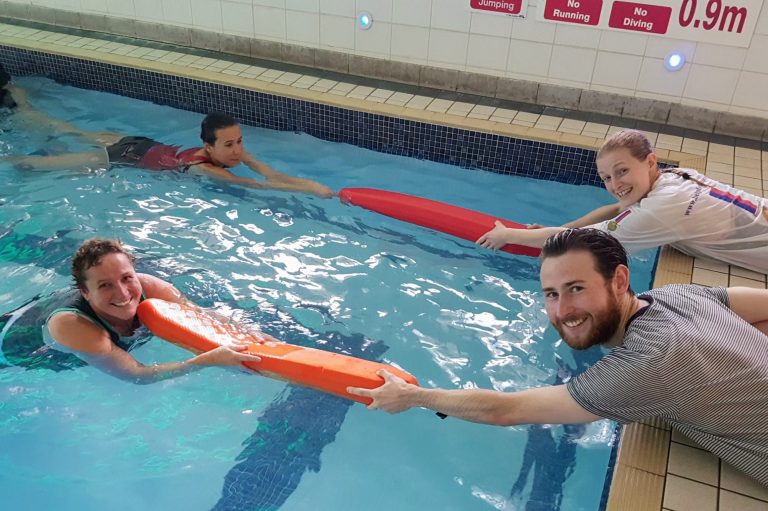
347 369 419 413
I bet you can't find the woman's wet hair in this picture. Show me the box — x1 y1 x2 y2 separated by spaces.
597 129 654 162
541 228 632 291
0 63 10 88
72 238 136 289
200 112 238 145
0 64 17 109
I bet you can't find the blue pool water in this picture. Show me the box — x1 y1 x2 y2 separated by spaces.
0 78 657 511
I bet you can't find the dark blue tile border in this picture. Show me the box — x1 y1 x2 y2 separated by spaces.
1 44 605 187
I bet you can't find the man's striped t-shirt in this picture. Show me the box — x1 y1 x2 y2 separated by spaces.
567 284 768 485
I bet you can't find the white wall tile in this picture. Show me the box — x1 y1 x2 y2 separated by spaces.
428 28 468 65
105 0 134 17
133 0 158 21
356 0 392 23
430 0 471 32
320 14 354 49
466 34 508 71
220 1 254 36
390 24 429 62
355 20 391 56
549 45 596 83
693 42 746 69
287 10 319 45
743 34 768 72
162 0 193 25
636 57 689 97
592 51 642 90
754 0 768 34
253 0 285 7
469 11 513 38
597 29 647 55
190 0 222 32
392 0 431 27
507 40 551 77
510 14 555 44
287 0 318 12
320 0 354 17
554 24 600 48
253 5 286 40
645 37 696 60
683 65 739 104
80 0 108 13
733 72 768 110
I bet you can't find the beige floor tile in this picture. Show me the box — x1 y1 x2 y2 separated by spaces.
729 266 767 281
691 267 729 287
734 166 762 180
706 160 734 173
692 257 729 274
388 91 414 103
607 465 665 511
708 151 735 165
489 115 513 124
728 274 767 288
704 170 733 184
720 463 768 501
493 107 518 119
514 111 540 123
426 99 453 113
735 146 762 160
405 95 434 109
656 134 683 151
671 430 705 449
663 475 717 511
719 490 768 511
734 175 763 189
667 443 720 486
682 138 709 156
348 85 375 97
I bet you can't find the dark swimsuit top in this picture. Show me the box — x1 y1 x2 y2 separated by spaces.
106 137 212 171
0 289 147 370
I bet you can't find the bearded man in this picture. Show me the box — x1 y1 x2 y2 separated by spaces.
348 228 768 486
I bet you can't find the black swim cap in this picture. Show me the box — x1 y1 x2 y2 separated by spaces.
0 63 10 88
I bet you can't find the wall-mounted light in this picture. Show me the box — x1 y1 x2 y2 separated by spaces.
358 11 373 30
664 51 685 71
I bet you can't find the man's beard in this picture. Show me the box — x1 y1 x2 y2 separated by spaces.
553 290 622 350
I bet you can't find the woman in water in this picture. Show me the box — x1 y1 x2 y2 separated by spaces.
476 129 768 274
0 238 260 382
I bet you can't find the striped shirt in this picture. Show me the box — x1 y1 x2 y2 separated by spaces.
567 284 768 485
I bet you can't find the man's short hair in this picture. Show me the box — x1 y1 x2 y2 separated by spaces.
71 238 136 289
541 228 630 283
200 112 238 145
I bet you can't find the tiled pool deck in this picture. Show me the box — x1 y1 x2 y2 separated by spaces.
0 20 766 511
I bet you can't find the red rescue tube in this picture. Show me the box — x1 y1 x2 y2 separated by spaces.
339 187 541 257
137 299 418 404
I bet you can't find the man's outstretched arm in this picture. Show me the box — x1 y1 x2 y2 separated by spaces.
347 369 602 426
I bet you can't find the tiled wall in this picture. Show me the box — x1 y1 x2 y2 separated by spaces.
5 0 768 123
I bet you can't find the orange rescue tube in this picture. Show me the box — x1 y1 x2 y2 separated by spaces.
137 298 418 404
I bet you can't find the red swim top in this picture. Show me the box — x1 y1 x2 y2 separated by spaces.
139 145 212 171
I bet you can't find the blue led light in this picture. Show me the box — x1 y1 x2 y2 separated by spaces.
664 51 685 71
358 11 373 30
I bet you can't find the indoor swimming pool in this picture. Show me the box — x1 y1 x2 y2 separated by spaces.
0 77 658 510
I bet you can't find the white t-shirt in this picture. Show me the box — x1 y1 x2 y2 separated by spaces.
591 169 768 274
